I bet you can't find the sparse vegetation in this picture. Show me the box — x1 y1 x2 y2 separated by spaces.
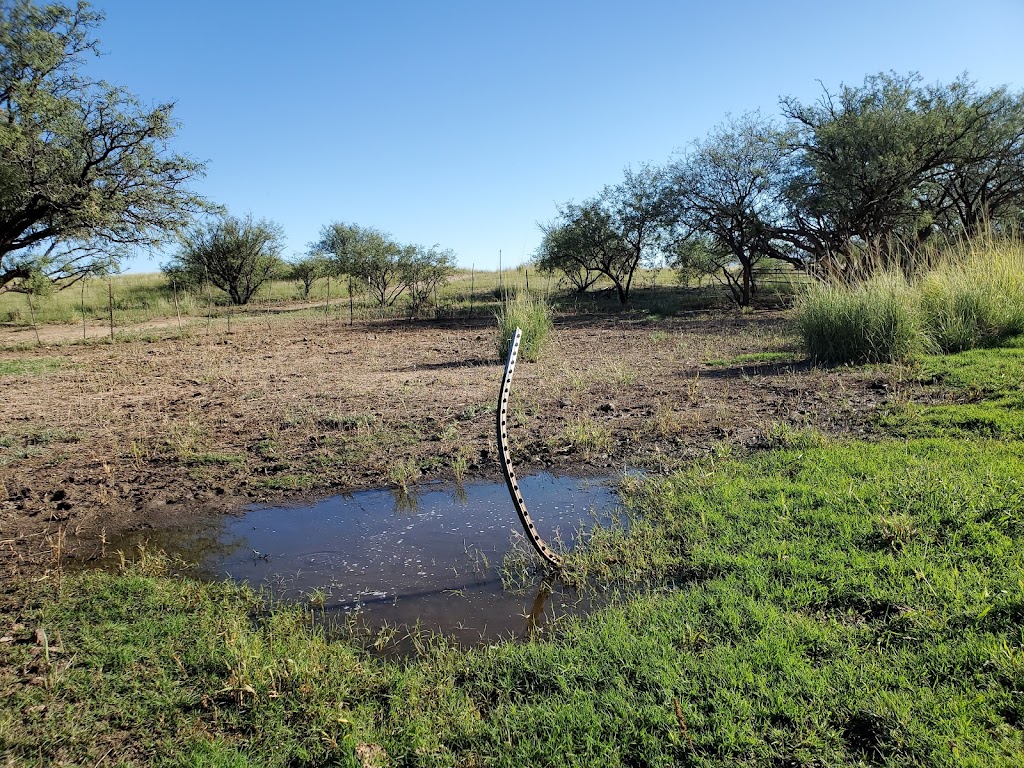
558 416 613 458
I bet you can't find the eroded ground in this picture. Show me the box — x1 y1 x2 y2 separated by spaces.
1 309 891 575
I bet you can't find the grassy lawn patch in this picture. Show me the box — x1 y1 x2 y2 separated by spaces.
0 356 68 376
878 337 1024 440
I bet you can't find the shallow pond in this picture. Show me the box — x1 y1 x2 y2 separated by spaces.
105 472 625 643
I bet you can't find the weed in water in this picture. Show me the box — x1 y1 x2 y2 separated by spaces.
451 448 469 485
388 457 418 493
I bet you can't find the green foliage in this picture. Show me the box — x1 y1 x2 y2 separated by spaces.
668 235 723 287
286 254 330 299
496 294 553 362
779 72 1024 272
0 0 209 294
797 238 1024 363
406 245 455 317
314 222 455 312
538 165 676 305
668 112 796 306
918 239 1024 351
166 214 285 305
796 271 929 363
550 71 1024 304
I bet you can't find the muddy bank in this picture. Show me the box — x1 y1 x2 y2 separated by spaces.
1 309 889 577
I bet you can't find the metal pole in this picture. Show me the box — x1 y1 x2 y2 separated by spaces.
496 327 562 569
172 279 182 333
107 279 114 341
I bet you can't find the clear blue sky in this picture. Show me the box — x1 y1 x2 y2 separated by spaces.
84 0 1024 273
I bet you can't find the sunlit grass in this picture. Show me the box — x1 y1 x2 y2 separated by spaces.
495 293 554 362
796 236 1024 363
796 271 930 364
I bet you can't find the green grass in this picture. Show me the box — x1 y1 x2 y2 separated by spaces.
918 238 1024 352
796 271 929 364
877 336 1024 441
7 428 1024 764
0 356 68 376
6 335 1024 765
796 237 1024 363
556 416 613 459
496 294 554 362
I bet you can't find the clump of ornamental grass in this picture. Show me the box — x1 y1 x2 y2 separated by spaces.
796 236 1024 364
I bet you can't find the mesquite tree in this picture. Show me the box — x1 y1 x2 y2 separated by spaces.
168 214 285 305
0 0 209 294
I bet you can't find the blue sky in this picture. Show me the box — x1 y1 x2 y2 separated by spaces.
85 0 1024 272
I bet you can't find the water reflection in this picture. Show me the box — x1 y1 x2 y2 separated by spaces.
82 472 625 642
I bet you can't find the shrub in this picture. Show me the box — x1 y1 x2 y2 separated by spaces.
496 295 553 362
165 214 285 305
795 272 929 364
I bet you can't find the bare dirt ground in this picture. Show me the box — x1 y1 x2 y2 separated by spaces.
1 309 892 576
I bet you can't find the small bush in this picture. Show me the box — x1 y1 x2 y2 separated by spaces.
496 295 553 362
796 272 929 364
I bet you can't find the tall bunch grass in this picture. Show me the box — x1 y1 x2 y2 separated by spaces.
796 271 929 364
918 238 1024 352
797 236 1024 363
496 294 553 362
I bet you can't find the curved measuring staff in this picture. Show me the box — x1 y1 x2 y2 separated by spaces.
496 327 563 569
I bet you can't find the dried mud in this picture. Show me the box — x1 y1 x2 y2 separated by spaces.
1 310 891 577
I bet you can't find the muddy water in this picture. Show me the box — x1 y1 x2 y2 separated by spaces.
110 473 624 643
